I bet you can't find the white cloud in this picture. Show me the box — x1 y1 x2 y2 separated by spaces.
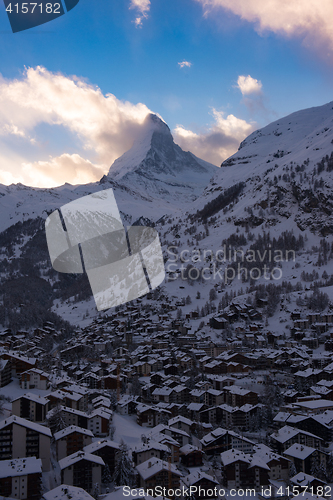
23 154 106 188
194 0 333 55
178 61 192 69
129 0 151 26
0 169 24 185
0 66 151 187
173 109 255 165
237 75 262 95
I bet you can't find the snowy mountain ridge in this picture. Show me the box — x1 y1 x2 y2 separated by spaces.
0 113 217 233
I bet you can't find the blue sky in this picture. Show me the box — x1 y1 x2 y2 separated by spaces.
0 0 333 186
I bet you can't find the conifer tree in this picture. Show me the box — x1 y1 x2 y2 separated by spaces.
112 440 135 486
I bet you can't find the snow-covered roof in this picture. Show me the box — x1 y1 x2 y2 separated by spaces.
179 444 202 455
136 457 183 480
12 392 49 405
151 424 190 437
59 451 104 470
43 484 94 500
0 457 42 478
291 399 333 411
270 425 322 444
313 410 333 426
134 441 170 454
54 425 94 441
187 403 205 411
83 439 120 453
290 472 323 486
201 427 227 445
182 471 218 487
273 412 307 424
0 415 51 437
221 449 249 466
284 444 315 460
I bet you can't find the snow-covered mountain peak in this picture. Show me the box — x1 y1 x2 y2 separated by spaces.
106 113 217 204
107 113 171 181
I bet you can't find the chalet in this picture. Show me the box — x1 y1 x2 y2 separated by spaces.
60 406 112 437
210 316 229 330
294 369 324 386
187 402 207 421
2 352 36 377
179 444 203 467
254 444 290 483
136 457 183 490
290 472 327 489
150 424 190 447
59 451 104 495
54 426 94 460
0 457 42 500
98 374 120 391
168 415 196 435
132 441 170 465
205 389 224 406
92 396 111 410
0 415 51 471
221 449 270 489
223 386 258 407
181 472 219 499
152 387 174 403
20 369 49 390
136 404 172 427
283 444 327 474
201 428 229 455
117 395 139 415
12 393 49 423
149 432 181 463
84 439 120 475
200 406 217 426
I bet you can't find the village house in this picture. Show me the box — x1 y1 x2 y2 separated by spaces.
132 441 170 465
221 449 270 490
0 415 51 471
0 457 42 500
270 425 323 454
20 369 49 390
179 444 203 467
136 404 172 427
83 439 120 476
54 426 94 460
181 472 219 500
12 393 50 423
136 457 183 490
59 451 104 495
283 444 327 474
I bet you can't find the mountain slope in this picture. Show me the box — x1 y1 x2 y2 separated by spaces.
190 101 333 235
2 102 333 331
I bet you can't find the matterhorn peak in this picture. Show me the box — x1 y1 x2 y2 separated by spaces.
145 113 170 134
106 113 217 204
